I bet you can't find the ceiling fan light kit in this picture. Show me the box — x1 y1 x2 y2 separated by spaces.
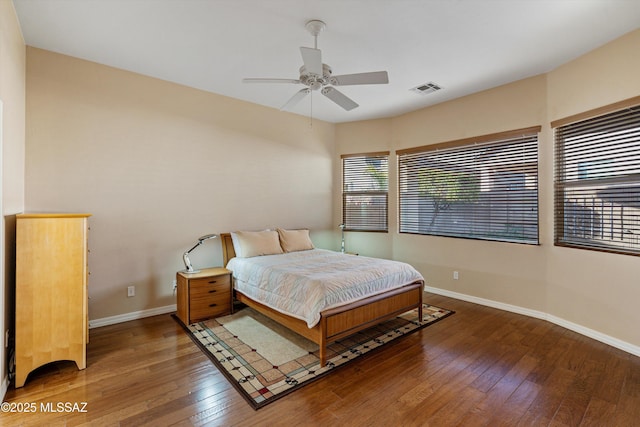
243 19 389 112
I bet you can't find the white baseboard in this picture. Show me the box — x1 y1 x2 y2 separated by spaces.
424 285 640 358
89 304 177 329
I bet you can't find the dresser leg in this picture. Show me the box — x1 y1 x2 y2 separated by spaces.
15 369 28 388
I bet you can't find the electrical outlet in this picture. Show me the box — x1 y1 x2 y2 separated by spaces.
453 271 459 280
172 279 177 290
127 285 135 297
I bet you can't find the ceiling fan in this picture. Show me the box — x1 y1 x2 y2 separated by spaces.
242 20 389 112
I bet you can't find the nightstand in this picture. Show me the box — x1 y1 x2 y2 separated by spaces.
176 267 233 324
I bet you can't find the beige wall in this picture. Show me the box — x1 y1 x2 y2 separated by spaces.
25 48 336 321
335 29 640 350
334 119 394 259
545 29 640 346
0 0 24 212
342 75 550 313
1 0 26 398
19 22 640 355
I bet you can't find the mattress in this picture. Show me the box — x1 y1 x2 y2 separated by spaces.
226 249 424 328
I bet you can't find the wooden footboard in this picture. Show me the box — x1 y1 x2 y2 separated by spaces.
235 281 423 366
221 232 424 366
318 282 423 365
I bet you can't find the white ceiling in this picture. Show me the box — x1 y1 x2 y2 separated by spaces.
13 0 640 123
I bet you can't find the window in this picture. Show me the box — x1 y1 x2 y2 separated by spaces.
342 152 389 232
398 127 540 244
553 100 640 255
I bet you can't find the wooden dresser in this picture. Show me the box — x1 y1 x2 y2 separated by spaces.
15 213 91 388
176 267 232 324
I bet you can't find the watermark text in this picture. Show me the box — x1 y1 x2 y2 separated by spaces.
1 401 88 413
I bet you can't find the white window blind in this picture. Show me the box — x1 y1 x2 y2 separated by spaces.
398 128 539 244
342 152 389 232
554 103 640 256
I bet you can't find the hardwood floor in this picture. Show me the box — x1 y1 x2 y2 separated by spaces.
3 293 639 426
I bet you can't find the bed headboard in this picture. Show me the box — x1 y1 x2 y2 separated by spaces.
220 233 236 266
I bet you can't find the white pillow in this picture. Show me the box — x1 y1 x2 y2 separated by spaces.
277 228 315 253
230 230 283 258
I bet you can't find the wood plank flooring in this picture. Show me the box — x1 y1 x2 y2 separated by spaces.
3 293 639 426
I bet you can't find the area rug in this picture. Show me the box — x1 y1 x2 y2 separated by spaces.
174 303 454 409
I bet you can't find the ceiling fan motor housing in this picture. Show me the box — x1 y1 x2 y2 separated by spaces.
299 64 332 90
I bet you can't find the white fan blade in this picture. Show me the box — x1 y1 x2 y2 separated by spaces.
243 78 300 84
330 71 389 86
281 88 311 110
300 47 322 76
321 87 358 111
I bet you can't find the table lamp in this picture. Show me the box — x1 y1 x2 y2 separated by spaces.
182 234 217 273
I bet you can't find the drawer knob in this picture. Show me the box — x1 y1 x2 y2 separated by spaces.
208 280 217 284
208 290 217 293
209 303 217 307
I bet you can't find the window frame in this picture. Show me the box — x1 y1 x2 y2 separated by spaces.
552 96 640 256
397 127 541 245
341 151 389 232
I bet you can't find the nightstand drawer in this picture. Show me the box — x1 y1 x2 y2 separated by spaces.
189 275 230 294
190 292 231 320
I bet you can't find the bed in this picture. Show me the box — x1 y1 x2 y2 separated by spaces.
221 229 424 367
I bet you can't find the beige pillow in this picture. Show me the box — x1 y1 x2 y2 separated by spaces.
277 228 315 253
230 230 283 258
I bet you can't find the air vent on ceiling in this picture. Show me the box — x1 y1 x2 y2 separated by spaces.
410 82 443 95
